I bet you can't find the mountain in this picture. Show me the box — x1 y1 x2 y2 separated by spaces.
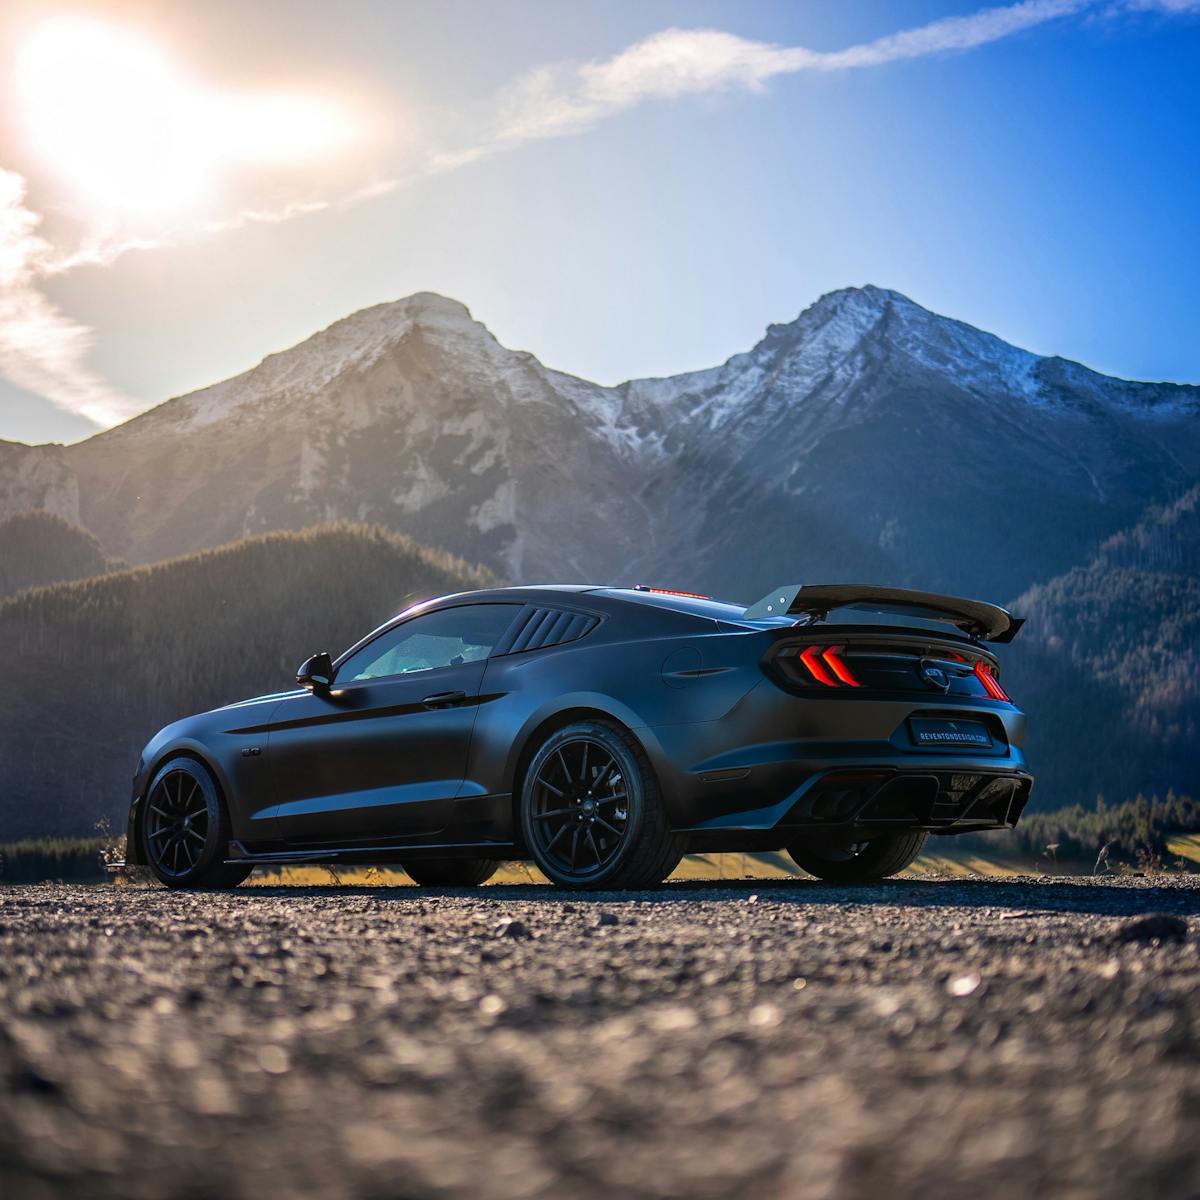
1005 484 1200 807
0 285 1196 817
4 286 1197 605
0 523 495 839
0 511 120 597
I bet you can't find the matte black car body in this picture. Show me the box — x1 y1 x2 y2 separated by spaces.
125 584 1033 883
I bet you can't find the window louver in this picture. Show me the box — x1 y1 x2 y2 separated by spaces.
506 606 598 653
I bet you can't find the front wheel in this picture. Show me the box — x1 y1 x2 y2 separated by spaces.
787 831 928 882
520 720 682 889
141 759 253 889
400 859 498 887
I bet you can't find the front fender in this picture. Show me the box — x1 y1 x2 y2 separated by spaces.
125 734 239 864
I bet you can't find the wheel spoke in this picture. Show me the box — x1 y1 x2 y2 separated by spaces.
532 807 576 821
569 825 581 866
593 815 622 838
555 750 574 786
585 828 602 864
149 803 172 820
597 791 627 804
183 827 206 844
579 741 588 787
544 823 571 853
149 827 172 841
538 778 564 798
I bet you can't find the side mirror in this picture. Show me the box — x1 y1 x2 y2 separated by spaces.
296 652 334 697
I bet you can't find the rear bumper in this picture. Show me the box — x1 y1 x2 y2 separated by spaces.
777 765 1033 833
644 690 1033 840
671 761 1032 836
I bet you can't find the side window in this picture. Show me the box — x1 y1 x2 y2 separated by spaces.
337 604 520 682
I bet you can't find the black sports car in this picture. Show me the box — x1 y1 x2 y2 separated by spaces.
125 582 1033 889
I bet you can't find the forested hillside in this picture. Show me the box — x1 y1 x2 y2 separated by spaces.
0 511 119 597
1004 487 1200 808
0 523 494 838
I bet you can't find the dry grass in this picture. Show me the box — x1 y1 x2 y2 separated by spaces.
1167 833 1200 865
247 854 805 888
245 846 1034 888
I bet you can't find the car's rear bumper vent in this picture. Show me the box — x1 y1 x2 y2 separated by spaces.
783 769 1032 832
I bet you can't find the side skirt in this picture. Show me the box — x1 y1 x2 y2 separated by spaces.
226 839 519 866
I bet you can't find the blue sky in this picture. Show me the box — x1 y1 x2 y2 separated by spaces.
1 0 1198 444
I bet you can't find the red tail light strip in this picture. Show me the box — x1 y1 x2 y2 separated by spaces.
974 661 1010 702
822 645 862 687
792 642 1009 698
799 645 840 688
795 644 863 688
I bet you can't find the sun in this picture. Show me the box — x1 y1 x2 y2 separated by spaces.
15 18 352 220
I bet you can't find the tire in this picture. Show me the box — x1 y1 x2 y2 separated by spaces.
401 858 498 887
140 758 253 890
788 831 928 883
520 720 682 889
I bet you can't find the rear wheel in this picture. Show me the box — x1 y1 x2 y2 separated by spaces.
520 720 682 889
788 831 927 882
141 759 253 889
401 859 498 887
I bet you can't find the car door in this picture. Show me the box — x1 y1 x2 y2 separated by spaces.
267 603 522 846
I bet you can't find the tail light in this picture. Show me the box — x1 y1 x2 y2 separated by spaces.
974 660 1010 702
797 645 862 688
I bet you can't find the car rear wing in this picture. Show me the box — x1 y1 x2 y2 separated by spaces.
743 583 1024 643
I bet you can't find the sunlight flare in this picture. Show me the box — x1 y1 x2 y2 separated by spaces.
15 18 355 218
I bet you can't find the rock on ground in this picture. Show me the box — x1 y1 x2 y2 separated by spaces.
1 876 1198 1200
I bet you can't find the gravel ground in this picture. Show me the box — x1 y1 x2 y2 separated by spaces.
1 876 1198 1200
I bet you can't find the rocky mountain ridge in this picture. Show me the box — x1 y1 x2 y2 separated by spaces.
3 285 1197 604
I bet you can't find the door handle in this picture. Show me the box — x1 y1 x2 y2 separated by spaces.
421 690 468 709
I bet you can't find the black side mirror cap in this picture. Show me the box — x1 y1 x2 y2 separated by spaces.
297 652 334 696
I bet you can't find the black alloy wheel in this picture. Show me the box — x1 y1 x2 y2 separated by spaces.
141 759 253 889
521 721 682 889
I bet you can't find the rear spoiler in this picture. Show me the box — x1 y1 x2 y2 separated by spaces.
743 583 1024 643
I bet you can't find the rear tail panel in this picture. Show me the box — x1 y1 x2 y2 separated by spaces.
764 628 1013 704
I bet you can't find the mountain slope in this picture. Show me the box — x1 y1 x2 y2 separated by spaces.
628 288 1199 601
0 523 495 838
64 294 647 583
0 440 78 525
14 285 1196 605
1004 484 1200 806
0 511 120 597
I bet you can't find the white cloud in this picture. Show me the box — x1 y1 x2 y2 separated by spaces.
0 169 141 428
489 1 1092 149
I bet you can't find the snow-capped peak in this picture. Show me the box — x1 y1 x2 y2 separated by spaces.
110 292 499 436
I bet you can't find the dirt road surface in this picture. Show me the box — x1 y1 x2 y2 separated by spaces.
1 876 1197 1200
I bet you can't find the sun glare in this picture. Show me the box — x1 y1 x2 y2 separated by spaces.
15 18 353 218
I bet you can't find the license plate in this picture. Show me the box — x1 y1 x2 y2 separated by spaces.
910 718 993 749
